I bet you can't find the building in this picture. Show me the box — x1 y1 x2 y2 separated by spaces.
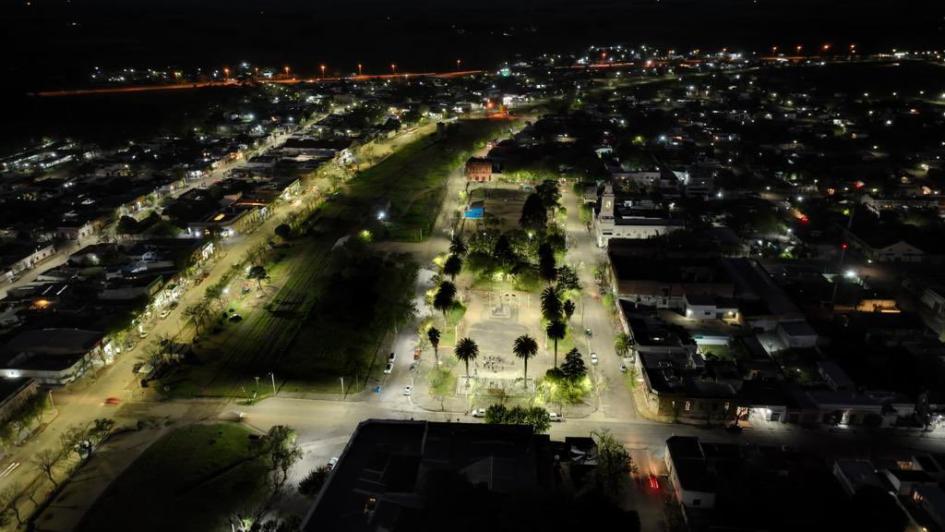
595 185 684 247
0 329 107 384
464 157 493 182
0 377 39 423
302 420 639 531
665 435 718 510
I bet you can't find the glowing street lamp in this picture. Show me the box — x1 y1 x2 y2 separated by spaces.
390 63 397 74
795 45 803 54
320 64 326 78
357 63 363 75
284 65 290 77
223 67 230 79
456 58 462 70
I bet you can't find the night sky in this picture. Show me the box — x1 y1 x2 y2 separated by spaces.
1 0 943 91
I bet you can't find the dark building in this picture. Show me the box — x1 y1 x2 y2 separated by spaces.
302 419 639 532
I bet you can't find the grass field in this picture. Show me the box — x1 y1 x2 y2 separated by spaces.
78 424 268 532
159 119 514 397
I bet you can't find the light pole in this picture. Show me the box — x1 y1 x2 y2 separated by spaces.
357 63 363 76
390 63 397 75
339 376 345 397
456 58 461 71
320 64 326 79
269 372 276 395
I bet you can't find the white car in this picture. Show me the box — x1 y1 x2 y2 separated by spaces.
327 457 339 470
388 352 396 363
383 362 394 374
471 408 486 418
549 412 564 422
590 352 598 365
403 385 413 396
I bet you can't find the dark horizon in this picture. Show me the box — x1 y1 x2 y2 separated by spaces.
2 0 943 93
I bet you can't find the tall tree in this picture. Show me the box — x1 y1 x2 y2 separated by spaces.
0 486 23 528
591 429 633 498
248 265 268 290
35 448 60 489
546 320 567 368
560 348 587 380
519 193 548 232
427 327 441 365
442 254 463 281
540 286 563 322
512 335 539 385
433 281 457 319
536 179 561 209
557 265 581 291
454 337 479 378
563 299 576 322
614 333 632 357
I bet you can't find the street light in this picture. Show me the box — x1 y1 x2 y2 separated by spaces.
456 58 462 71
320 64 326 78
390 63 397 74
284 65 290 77
269 372 276 395
357 63 363 76
223 67 230 79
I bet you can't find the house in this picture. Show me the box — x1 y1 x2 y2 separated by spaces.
683 294 739 321
833 459 884 497
464 157 493 182
609 253 735 311
0 329 107 385
776 321 819 349
883 469 936 496
665 436 717 509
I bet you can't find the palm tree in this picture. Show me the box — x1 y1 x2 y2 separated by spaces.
454 337 479 379
427 327 441 364
563 299 576 322
443 254 463 281
546 320 567 368
449 234 468 256
513 335 538 385
433 281 457 320
248 265 267 290
540 286 562 322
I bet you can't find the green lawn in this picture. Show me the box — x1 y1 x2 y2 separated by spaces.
78 424 269 532
158 119 515 397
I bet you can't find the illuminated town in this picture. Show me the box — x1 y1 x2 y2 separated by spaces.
0 1 944 531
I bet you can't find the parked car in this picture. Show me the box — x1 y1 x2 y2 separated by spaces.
590 352 598 365
104 397 121 406
584 328 593 337
388 352 396 362
471 408 486 418
549 412 563 422
228 314 243 323
159 309 171 320
327 457 339 470
619 364 627 373
403 385 413 396
384 362 394 374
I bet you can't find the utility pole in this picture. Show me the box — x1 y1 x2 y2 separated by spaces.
339 376 345 397
269 372 276 396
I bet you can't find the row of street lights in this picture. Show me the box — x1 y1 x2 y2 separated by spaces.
221 60 465 80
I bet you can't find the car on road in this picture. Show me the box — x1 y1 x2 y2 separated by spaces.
584 328 593 337
619 364 627 373
409 361 418 371
228 313 243 323
388 352 396 362
138 330 149 339
403 385 413 396
471 408 486 418
590 352 598 365
104 397 121 406
159 309 171 320
383 362 394 374
327 457 339 470
549 412 563 422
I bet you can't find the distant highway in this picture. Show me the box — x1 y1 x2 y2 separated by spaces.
32 70 485 97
